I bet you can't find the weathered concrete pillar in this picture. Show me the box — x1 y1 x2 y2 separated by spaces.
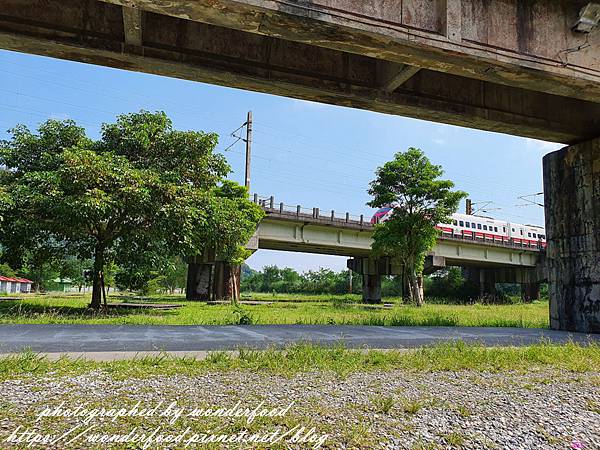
186 263 213 301
464 268 496 300
213 262 241 302
362 274 382 304
481 269 497 300
543 140 600 333
521 283 540 303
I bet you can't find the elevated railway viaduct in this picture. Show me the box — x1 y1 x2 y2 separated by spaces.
0 0 598 331
188 197 546 304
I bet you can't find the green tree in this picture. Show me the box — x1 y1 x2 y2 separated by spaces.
159 256 187 294
0 112 263 309
368 148 466 306
0 263 16 278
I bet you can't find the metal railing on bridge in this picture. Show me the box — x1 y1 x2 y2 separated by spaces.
252 194 544 252
253 194 368 226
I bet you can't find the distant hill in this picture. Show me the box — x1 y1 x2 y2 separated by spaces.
241 263 256 279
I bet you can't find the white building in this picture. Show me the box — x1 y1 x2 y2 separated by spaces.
0 276 33 294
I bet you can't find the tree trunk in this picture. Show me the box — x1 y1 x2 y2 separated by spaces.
229 267 240 305
90 244 105 310
408 269 424 307
101 272 107 308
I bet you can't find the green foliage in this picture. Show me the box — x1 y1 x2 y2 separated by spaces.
0 112 263 307
424 267 478 302
231 306 254 325
0 263 16 278
368 148 467 305
241 266 361 295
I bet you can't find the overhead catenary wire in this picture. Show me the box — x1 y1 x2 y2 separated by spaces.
2 59 545 197
0 56 546 226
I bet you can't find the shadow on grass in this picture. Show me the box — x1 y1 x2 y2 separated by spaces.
0 300 178 320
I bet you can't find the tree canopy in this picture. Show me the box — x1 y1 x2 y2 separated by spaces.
0 111 263 308
368 148 466 306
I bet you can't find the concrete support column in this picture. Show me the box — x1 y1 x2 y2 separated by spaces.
362 274 382 304
480 269 497 300
521 283 540 303
464 268 496 300
543 140 600 333
213 262 241 302
186 263 213 301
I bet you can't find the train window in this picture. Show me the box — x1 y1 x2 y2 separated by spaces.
528 232 531 237
477 223 482 230
459 221 464 227
495 227 498 232
533 233 537 238
465 222 470 228
483 225 487 231
503 227 506 233
512 228 515 232
520 230 523 235
453 220 458 226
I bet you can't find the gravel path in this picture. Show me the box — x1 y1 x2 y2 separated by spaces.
0 370 598 449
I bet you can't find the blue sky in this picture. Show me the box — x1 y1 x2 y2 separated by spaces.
0 49 561 272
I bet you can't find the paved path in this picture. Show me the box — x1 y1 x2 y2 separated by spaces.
0 325 597 354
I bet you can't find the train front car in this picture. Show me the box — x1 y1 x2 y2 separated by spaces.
371 206 393 224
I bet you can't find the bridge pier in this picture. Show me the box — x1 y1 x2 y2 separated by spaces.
186 250 240 302
186 259 213 301
521 283 541 303
213 262 241 302
464 268 496 300
348 257 403 304
544 139 600 333
362 274 382 304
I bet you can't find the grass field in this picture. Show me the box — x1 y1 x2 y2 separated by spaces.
0 292 550 328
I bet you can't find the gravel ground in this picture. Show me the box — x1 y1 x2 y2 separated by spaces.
0 369 598 449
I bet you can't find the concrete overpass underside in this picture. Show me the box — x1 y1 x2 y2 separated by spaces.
1 0 599 331
1 0 599 143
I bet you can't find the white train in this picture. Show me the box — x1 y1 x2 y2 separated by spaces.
371 208 546 248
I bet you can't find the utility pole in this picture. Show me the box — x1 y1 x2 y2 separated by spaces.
466 198 473 215
245 111 252 190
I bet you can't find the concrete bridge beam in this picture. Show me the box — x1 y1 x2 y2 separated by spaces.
544 138 600 333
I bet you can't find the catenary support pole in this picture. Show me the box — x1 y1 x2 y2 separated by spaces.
245 111 252 190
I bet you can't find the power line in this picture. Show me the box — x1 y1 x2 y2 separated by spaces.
2 60 541 198
1 61 237 129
